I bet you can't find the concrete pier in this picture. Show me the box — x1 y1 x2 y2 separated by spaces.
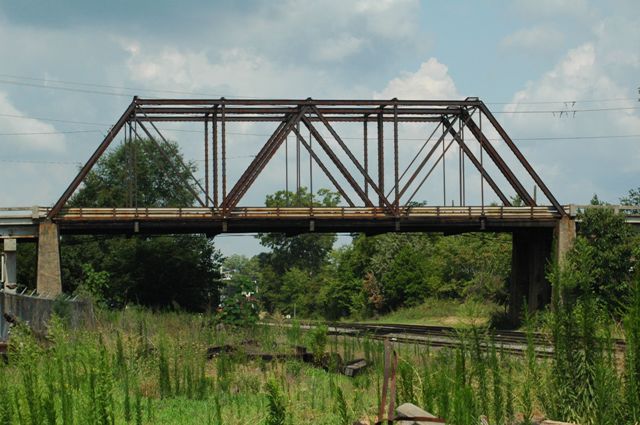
2 239 17 294
36 221 62 298
509 229 553 322
508 217 577 323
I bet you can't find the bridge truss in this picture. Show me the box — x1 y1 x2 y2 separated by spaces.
45 97 565 234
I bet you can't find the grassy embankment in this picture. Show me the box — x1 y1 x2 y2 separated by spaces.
359 298 501 327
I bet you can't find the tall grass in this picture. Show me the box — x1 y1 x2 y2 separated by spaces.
1 300 638 424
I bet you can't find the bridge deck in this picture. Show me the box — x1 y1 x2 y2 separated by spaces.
2 205 638 238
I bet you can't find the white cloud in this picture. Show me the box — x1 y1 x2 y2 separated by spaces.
314 34 364 62
0 91 66 153
374 58 460 99
502 43 640 202
501 26 564 51
512 0 594 20
125 45 330 98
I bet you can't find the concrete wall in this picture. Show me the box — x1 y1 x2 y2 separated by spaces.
1 291 95 340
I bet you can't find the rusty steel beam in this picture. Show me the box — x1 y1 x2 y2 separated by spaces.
397 117 460 201
301 115 377 208
136 106 461 116
135 115 444 123
134 121 208 207
48 100 136 219
478 102 566 216
442 117 511 206
308 105 392 209
136 98 482 107
222 110 306 210
291 126 355 207
460 109 535 206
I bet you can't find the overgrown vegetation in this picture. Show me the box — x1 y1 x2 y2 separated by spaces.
2 289 640 425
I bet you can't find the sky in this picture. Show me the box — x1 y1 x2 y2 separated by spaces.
0 0 638 256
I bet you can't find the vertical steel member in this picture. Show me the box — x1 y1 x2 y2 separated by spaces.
442 122 446 206
363 114 369 199
461 119 466 206
221 98 227 208
125 121 132 207
213 106 218 209
309 125 313 205
296 122 301 193
285 135 289 205
393 101 399 211
377 107 384 208
204 113 209 207
459 119 463 206
480 112 484 211
132 120 138 209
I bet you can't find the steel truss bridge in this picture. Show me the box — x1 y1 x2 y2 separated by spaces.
1 97 637 321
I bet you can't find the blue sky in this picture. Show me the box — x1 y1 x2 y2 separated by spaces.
0 0 638 255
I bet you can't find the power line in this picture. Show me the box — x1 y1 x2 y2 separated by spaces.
0 74 253 99
0 72 638 105
2 111 640 142
0 129 100 136
0 158 82 165
0 112 108 126
493 106 640 114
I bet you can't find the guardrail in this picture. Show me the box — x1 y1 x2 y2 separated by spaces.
3 205 640 221
49 206 562 220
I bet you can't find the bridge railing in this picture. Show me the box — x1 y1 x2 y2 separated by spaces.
571 204 640 224
48 206 562 220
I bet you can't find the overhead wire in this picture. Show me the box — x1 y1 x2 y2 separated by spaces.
0 72 637 105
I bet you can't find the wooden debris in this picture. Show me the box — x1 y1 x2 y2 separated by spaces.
206 343 367 377
344 358 368 377
395 403 445 424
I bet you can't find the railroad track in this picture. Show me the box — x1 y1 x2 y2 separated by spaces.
321 322 626 359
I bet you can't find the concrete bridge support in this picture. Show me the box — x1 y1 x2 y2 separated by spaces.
36 221 62 298
508 217 577 323
2 239 17 294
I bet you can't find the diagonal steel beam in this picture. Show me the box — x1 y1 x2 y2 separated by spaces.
397 116 460 201
301 115 378 208
136 121 208 207
442 117 511 206
307 105 393 209
48 100 136 219
386 123 441 199
142 117 216 206
129 124 207 208
460 108 535 206
222 119 288 209
221 108 306 210
290 126 355 207
405 139 456 206
478 102 566 215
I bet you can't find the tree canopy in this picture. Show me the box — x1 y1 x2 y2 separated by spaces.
61 138 223 311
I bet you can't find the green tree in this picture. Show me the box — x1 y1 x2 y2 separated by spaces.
256 187 339 314
60 138 222 311
257 187 339 273
621 187 640 205
570 205 637 311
